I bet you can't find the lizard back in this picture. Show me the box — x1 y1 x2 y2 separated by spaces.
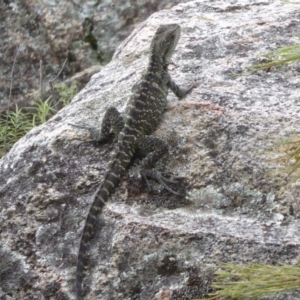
76 24 184 299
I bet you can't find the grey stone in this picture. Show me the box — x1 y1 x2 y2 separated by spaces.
0 0 187 111
1 1 300 299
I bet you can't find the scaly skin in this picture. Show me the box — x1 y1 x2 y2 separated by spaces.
75 24 194 299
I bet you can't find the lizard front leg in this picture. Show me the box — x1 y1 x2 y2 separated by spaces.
168 75 198 99
69 106 124 144
136 135 180 195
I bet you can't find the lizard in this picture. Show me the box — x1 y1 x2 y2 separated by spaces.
73 24 195 299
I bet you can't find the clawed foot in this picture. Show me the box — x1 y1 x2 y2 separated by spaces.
178 81 201 99
185 81 201 95
68 123 107 146
140 169 182 196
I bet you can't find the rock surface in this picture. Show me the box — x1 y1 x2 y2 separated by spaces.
1 0 300 299
0 0 187 110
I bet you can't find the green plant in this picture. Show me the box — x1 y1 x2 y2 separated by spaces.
55 82 77 106
266 134 300 193
231 43 300 77
252 43 300 72
198 263 300 300
32 96 57 125
0 105 33 152
281 0 300 3
0 82 77 157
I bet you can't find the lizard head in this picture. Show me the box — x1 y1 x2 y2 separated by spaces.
150 24 181 65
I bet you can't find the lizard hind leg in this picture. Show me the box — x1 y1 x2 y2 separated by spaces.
137 135 181 196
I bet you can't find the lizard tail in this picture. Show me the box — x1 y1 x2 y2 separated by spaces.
76 142 133 299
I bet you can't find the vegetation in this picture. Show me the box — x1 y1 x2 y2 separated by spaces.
3 4 300 298
271 135 300 192
200 263 300 300
0 82 77 157
281 0 300 3
201 41 300 300
251 43 300 72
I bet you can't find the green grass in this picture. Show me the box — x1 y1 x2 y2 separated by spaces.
0 82 77 157
54 81 77 107
198 263 300 300
213 19 300 298
195 134 300 297
199 135 300 299
281 0 300 3
0 105 33 152
32 96 57 125
231 43 300 77
275 136 300 180
252 43 300 72
264 134 300 193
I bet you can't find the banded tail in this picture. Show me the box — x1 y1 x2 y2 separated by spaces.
76 141 134 299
